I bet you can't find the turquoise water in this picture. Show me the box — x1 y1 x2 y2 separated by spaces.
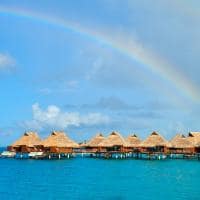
0 157 200 200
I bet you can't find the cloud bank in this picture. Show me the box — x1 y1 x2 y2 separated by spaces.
23 103 111 130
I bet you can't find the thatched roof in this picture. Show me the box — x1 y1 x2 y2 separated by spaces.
11 132 42 147
99 131 127 147
84 133 105 147
126 134 141 147
187 132 200 145
170 134 193 148
140 131 169 147
41 131 79 148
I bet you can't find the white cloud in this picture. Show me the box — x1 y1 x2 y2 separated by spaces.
66 80 79 89
23 103 110 130
38 80 79 95
0 53 15 71
38 88 52 95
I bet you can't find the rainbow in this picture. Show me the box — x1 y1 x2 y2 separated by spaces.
0 5 199 103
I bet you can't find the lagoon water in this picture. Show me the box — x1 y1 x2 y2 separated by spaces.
0 156 200 200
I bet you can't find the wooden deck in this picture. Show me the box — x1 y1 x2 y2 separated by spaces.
2 150 200 160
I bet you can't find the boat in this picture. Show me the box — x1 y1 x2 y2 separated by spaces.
1 151 16 158
28 152 44 158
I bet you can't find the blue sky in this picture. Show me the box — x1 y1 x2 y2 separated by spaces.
0 0 200 145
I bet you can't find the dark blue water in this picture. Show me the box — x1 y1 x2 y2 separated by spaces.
0 157 200 200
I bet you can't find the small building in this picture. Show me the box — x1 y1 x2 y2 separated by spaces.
168 134 194 154
187 132 200 153
125 134 141 152
98 131 128 152
187 132 200 146
8 132 42 153
41 131 79 153
140 131 169 153
82 133 105 153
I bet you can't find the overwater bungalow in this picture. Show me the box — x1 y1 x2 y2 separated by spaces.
168 134 194 154
187 132 200 153
126 134 141 152
98 131 128 153
8 132 42 153
41 131 79 154
187 132 200 145
140 131 169 153
82 133 105 153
